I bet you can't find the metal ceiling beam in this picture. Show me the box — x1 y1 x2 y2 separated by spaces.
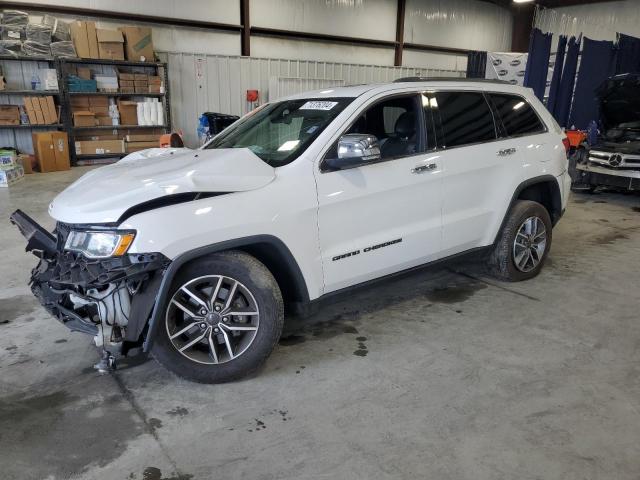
394 0 406 66
0 1 242 32
240 0 250 56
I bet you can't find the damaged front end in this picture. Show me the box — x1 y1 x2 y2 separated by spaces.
10 209 169 358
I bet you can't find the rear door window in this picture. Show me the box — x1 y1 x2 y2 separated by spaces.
431 91 496 148
489 94 546 137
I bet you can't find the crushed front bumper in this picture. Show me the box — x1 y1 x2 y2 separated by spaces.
10 209 169 348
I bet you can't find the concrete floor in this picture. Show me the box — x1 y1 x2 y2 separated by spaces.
1 168 639 480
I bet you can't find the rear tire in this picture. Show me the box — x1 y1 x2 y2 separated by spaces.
152 251 283 383
488 200 552 282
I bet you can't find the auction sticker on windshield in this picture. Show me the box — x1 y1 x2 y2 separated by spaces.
300 101 338 110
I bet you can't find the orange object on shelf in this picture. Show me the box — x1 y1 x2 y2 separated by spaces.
566 130 587 148
160 132 184 148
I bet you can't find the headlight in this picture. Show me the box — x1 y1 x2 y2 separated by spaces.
65 230 135 258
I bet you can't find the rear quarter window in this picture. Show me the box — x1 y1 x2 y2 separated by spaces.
490 93 546 137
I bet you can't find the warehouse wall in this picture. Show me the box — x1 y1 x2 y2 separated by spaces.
534 1 640 40
8 0 512 69
157 52 464 147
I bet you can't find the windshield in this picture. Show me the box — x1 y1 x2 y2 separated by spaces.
204 98 353 166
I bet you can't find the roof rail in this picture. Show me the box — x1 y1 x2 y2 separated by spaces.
393 76 511 84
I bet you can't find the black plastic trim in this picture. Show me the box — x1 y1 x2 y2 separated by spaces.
143 235 309 351
494 175 563 245
295 245 490 318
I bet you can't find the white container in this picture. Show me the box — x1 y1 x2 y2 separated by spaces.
143 102 153 126
155 100 164 126
136 102 146 126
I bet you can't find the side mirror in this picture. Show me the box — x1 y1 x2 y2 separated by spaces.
325 134 381 170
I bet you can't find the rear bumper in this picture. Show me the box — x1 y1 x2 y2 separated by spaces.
10 209 169 344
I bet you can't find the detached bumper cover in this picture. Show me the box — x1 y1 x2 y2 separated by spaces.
10 209 169 338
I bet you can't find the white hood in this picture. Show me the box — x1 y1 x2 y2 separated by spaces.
49 147 276 224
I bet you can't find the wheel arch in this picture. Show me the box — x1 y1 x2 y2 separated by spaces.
494 175 562 244
142 235 309 352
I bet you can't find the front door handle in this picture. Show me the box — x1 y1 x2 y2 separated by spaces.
412 163 437 174
497 148 517 156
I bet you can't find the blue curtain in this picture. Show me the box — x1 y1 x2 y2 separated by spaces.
547 35 567 116
555 36 581 128
524 28 552 100
466 51 487 78
616 33 640 74
569 37 617 129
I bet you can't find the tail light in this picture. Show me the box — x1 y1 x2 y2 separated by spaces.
562 137 570 156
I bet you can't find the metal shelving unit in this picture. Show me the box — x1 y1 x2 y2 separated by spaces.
0 56 65 154
0 123 63 129
0 55 171 166
72 124 166 130
59 57 171 166
0 89 60 96
68 91 163 97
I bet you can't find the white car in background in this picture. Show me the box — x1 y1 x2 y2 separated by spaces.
11 78 570 383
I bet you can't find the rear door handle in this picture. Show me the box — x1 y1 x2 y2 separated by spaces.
411 163 437 174
497 148 517 156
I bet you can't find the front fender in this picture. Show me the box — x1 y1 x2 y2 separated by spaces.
142 235 309 351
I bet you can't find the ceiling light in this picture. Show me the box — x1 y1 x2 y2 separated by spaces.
513 0 534 3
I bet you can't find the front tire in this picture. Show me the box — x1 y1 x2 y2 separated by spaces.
152 251 283 383
488 200 552 282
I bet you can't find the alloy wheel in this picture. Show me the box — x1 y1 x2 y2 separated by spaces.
512 216 547 273
165 275 260 364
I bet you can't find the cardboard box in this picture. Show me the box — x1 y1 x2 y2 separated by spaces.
22 97 57 125
95 114 113 126
37 97 56 124
126 133 161 142
134 86 148 94
148 84 162 94
134 74 148 81
134 80 148 87
70 96 90 108
117 101 138 125
126 140 158 152
87 22 99 59
89 96 109 107
148 75 162 85
90 106 109 115
97 29 125 60
34 110 45 125
73 111 96 127
118 72 135 81
77 134 120 141
120 87 135 94
52 132 70 171
0 165 24 187
120 26 154 61
70 21 99 59
70 21 89 57
32 132 70 172
119 80 134 87
17 153 34 174
75 140 125 155
0 105 20 125
77 67 92 80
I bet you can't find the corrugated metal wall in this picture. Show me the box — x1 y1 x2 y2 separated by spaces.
157 52 464 147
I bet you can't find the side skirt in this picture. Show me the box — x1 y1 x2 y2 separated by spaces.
289 245 491 318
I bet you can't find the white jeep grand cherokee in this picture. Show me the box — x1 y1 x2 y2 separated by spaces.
11 78 571 383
